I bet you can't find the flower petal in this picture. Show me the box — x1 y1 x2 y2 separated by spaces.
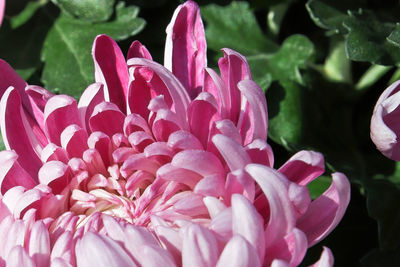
89 102 125 137
297 172 350 246
92 34 129 113
44 95 81 146
6 245 35 267
231 194 265 262
216 235 261 267
77 83 105 132
127 40 152 60
28 221 50 267
308 247 334 267
279 150 325 186
181 223 219 267
75 232 137 267
0 87 42 180
164 0 206 98
0 151 37 195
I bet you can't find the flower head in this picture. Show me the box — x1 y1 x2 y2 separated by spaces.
0 1 350 266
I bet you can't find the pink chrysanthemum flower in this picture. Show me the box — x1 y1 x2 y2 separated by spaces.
0 1 350 266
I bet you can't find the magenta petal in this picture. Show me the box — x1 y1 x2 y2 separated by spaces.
245 164 296 248
88 131 112 167
127 67 153 118
181 223 219 267
297 172 350 247
231 194 265 262
6 246 36 267
92 34 129 113
75 232 137 267
127 58 191 126
157 163 202 188
218 49 252 123
0 60 31 113
25 85 54 132
278 150 325 186
194 174 225 197
38 161 71 194
204 68 230 119
41 143 69 163
78 83 105 132
309 247 334 267
225 169 255 203
371 80 400 160
212 119 242 144
127 40 152 60
237 79 268 145
44 95 81 146
89 101 125 137
216 235 261 267
60 125 89 158
0 87 43 180
188 92 219 147
164 0 206 98
0 151 37 195
167 130 203 151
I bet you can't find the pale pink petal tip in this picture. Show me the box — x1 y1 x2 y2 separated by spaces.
308 247 334 267
371 80 400 161
0 0 4 26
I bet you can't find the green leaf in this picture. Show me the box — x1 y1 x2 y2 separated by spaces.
267 3 290 36
247 34 315 86
10 0 47 29
355 64 392 91
324 41 352 83
387 24 400 48
201 1 278 55
267 80 304 145
41 2 145 98
51 0 115 23
307 175 332 199
306 0 349 34
344 10 400 66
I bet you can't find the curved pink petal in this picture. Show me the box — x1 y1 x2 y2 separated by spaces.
181 223 219 267
87 132 112 166
278 150 325 186
127 40 153 60
216 235 261 267
164 0 206 98
167 130 203 151
77 83 105 132
0 151 36 195
225 169 255 203
194 174 225 197
137 245 177 267
266 228 307 266
127 58 191 127
157 163 202 188
237 79 268 145
38 161 71 194
231 194 265 262
92 34 129 113
309 247 334 267
75 232 137 267
245 164 296 248
89 101 125 137
44 95 81 146
0 87 42 180
212 134 250 171
245 139 274 167
188 92 219 147
171 149 225 176
50 231 75 264
297 172 350 247
371 80 400 160
218 49 252 123
204 67 230 119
